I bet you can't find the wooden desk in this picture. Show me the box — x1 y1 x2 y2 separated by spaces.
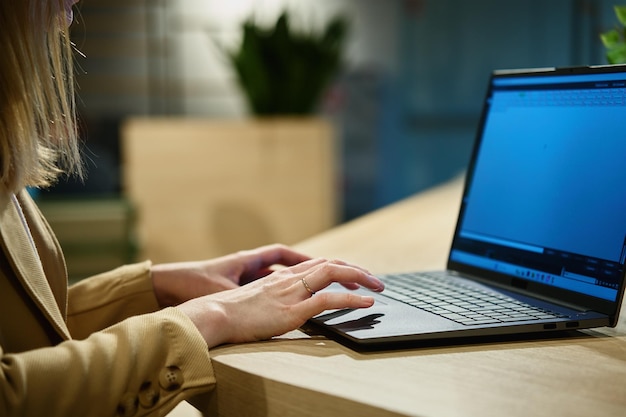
204 178 626 417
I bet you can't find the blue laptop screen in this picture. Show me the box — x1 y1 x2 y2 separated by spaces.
451 69 626 301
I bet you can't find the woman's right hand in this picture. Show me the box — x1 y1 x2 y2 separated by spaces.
176 258 384 348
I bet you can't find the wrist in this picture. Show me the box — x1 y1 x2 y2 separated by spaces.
150 263 177 307
176 298 231 348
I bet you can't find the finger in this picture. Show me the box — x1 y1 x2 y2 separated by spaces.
339 282 360 290
304 281 361 293
301 262 384 293
253 244 312 266
242 258 328 286
297 291 376 318
283 257 328 273
289 258 377 279
238 244 312 276
323 258 376 276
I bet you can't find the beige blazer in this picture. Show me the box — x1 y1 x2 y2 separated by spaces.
0 186 215 416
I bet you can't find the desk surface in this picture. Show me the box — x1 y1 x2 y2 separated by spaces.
205 178 626 417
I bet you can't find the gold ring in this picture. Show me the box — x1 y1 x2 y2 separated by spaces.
301 278 315 295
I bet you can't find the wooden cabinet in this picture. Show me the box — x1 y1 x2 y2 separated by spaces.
121 117 338 263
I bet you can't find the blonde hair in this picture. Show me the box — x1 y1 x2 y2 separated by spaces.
0 0 83 193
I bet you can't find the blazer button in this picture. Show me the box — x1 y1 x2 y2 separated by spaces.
159 366 184 391
139 380 160 408
117 392 138 417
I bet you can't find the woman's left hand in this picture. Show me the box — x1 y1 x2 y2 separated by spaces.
151 244 311 307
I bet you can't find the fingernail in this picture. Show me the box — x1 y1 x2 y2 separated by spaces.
369 275 385 291
360 296 375 306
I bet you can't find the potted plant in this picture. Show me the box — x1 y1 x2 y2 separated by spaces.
225 11 349 115
600 5 626 64
122 12 350 262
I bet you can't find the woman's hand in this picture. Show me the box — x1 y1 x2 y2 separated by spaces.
176 257 385 348
151 244 312 307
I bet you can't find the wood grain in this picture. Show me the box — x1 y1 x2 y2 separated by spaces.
205 177 626 417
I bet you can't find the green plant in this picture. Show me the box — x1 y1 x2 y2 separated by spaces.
226 12 349 116
600 5 626 64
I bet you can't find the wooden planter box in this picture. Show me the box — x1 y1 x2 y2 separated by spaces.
121 117 339 263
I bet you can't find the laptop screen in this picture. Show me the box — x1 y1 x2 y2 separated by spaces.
451 67 626 302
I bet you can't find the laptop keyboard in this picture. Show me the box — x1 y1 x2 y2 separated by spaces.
380 272 568 326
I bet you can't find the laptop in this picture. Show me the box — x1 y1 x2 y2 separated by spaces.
308 64 626 347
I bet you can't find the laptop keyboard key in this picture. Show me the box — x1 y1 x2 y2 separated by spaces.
380 272 566 326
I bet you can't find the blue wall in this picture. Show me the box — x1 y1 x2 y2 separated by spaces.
340 0 619 221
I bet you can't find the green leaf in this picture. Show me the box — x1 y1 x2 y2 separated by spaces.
606 43 626 65
600 29 621 48
615 5 626 27
226 11 349 115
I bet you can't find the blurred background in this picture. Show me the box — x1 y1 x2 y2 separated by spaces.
37 0 624 281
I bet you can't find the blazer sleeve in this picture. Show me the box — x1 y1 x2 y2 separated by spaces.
0 307 216 417
66 261 161 339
